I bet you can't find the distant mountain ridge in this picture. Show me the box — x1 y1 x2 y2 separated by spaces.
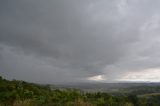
54 82 160 90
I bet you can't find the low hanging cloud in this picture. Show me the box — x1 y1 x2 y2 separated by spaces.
1 0 160 83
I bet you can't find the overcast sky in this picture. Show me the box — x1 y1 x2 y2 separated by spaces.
1 0 160 83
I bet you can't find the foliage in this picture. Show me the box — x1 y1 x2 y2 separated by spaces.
0 76 160 106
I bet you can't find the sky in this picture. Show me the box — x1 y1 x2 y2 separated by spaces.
1 0 160 83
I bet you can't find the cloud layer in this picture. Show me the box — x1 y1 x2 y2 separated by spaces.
1 0 160 83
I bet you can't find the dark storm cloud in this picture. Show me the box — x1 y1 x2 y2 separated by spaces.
1 0 160 83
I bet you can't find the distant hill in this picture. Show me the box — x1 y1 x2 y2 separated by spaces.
54 82 160 90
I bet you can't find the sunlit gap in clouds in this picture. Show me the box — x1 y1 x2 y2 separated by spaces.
119 68 160 82
87 75 106 81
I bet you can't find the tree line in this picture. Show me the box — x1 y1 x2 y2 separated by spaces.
0 76 160 106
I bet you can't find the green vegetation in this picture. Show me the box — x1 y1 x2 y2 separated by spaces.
0 76 160 106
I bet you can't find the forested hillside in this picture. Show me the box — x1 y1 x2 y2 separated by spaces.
0 76 160 106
